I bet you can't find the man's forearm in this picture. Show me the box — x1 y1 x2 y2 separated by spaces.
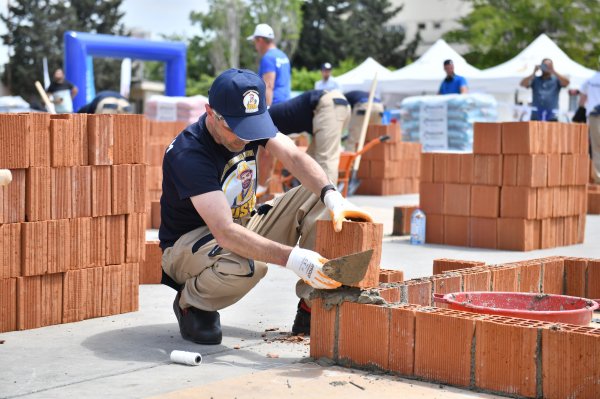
554 72 569 87
219 221 292 266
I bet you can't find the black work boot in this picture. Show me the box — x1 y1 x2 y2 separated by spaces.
292 299 311 336
173 292 222 345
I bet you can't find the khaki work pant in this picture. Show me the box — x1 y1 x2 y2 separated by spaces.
345 101 384 152
589 115 600 183
306 90 351 183
162 185 328 311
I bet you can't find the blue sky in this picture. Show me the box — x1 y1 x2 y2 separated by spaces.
0 0 209 65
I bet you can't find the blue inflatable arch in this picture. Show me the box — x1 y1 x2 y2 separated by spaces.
64 31 186 111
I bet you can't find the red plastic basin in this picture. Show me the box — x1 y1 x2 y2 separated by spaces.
433 291 599 326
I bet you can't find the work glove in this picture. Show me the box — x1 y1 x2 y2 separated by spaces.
324 190 373 232
286 246 341 290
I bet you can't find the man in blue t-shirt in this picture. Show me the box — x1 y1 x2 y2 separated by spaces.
520 58 570 121
159 69 371 344
248 23 291 105
438 59 468 95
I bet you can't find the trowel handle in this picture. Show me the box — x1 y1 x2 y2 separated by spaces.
433 293 449 304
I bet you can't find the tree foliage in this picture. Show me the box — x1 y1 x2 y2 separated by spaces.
293 0 419 70
445 0 600 69
1 0 126 99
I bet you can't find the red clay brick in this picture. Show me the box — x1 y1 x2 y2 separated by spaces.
113 115 146 164
132 164 147 214
315 220 383 288
62 269 87 323
425 214 444 244
459 154 474 184
575 154 591 185
502 154 518 186
497 218 541 251
473 122 502 154
517 154 547 187
444 154 462 183
491 266 519 292
140 240 162 284
388 305 416 376
47 219 71 274
378 286 401 303
432 274 461 295
540 218 557 249
561 154 577 186
405 279 433 306
475 319 539 397
433 153 448 183
126 213 146 263
443 216 469 247
338 302 390 369
587 260 600 300
90 217 107 267
0 278 17 332
151 201 161 229
414 309 475 387
419 182 444 215
40 273 63 327
500 186 537 219
84 267 104 319
72 166 92 218
25 167 52 221
120 263 139 314
469 217 497 249
0 223 21 279
91 166 112 217
0 114 30 168
443 183 470 216
51 167 73 219
473 155 503 186
106 215 126 266
16 275 42 330
392 205 417 236
518 261 541 293
21 221 48 276
502 122 542 154
563 257 587 297
49 117 74 167
87 114 114 165
470 185 499 218
101 264 122 316
378 269 404 284
111 164 133 215
29 113 51 167
309 298 337 360
0 169 25 224
420 153 434 183
536 188 554 220
541 257 564 295
71 217 92 270
462 268 492 291
546 153 561 187
542 327 600 399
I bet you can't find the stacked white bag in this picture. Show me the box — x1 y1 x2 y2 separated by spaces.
145 95 208 124
400 93 497 152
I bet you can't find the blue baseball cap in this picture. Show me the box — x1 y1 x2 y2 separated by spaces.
208 69 278 141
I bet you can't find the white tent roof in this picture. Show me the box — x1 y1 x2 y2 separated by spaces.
379 39 483 94
470 34 596 93
335 57 393 91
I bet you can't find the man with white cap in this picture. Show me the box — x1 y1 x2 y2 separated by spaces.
159 69 372 344
314 62 341 91
248 23 291 105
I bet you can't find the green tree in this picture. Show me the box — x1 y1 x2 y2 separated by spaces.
293 0 419 70
1 0 126 100
445 0 600 69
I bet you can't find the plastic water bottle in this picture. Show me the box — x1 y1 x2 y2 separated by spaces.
410 209 426 245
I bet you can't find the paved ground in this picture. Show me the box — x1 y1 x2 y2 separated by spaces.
1 194 599 399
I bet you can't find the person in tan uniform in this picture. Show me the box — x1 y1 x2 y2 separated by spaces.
343 90 384 152
159 69 371 344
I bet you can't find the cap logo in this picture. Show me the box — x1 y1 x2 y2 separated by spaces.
243 90 259 114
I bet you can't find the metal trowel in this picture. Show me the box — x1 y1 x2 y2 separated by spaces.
322 249 374 285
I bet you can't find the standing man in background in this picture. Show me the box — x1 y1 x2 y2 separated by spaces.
46 68 78 113
520 58 569 121
438 59 468 95
314 62 341 91
248 23 291 105
579 57 600 183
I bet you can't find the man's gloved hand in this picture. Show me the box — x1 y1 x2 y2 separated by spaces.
286 246 341 290
324 190 373 232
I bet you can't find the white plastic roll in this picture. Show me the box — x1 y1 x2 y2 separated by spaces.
170 350 202 366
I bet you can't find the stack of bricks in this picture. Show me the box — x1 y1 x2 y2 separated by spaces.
391 205 418 236
311 256 600 399
419 121 589 250
145 120 188 229
0 113 147 333
355 123 421 195
589 184 600 214
432 258 485 275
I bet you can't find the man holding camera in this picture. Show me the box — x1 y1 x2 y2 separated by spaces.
520 58 570 121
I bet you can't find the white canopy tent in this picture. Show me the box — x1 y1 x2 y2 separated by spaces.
335 57 393 91
378 39 483 94
470 34 596 93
